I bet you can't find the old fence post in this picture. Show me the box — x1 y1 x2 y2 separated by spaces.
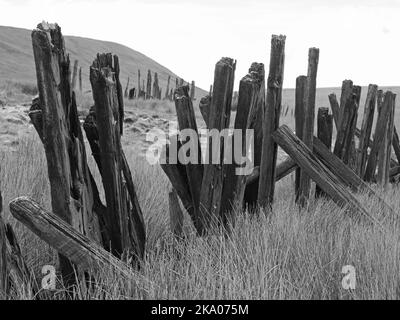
71 59 79 90
146 70 152 99
190 81 196 101
88 53 146 262
258 35 286 208
79 67 83 92
298 47 319 206
31 22 104 284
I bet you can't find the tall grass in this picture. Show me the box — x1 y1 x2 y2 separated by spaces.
1 128 400 299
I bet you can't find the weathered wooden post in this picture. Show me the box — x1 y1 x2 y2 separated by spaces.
209 85 213 97
31 22 104 283
199 57 236 232
165 75 171 100
221 62 265 223
146 70 152 99
176 78 179 89
258 35 286 208
71 59 79 90
364 91 396 182
295 75 307 199
333 85 359 165
199 95 211 128
190 81 196 101
357 84 377 177
153 72 160 99
315 107 333 197
79 67 82 92
138 69 141 94
298 47 319 206
88 53 146 262
124 77 130 98
169 190 184 239
0 192 6 297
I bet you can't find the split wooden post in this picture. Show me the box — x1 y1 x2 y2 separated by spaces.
221 62 265 224
298 47 319 205
9 197 137 281
174 85 203 229
258 35 286 207
146 70 152 99
364 91 396 182
315 108 333 197
199 57 236 231
169 190 184 239
333 86 359 164
357 84 378 177
328 93 340 129
295 75 307 199
273 126 380 226
89 53 146 262
71 59 79 90
31 22 104 283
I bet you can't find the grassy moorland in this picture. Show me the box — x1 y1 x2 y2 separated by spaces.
1 83 400 300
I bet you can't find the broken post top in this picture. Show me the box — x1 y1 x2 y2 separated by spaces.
174 85 191 100
244 62 265 84
33 22 64 51
216 57 237 70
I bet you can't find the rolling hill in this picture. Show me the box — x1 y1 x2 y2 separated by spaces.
0 25 207 100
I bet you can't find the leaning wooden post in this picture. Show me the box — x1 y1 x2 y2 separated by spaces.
31 22 103 283
71 59 79 90
298 47 319 206
295 75 307 199
9 197 137 281
165 75 171 99
273 126 381 227
89 53 146 262
364 92 396 182
315 108 333 197
258 35 286 208
357 84 377 177
199 57 236 232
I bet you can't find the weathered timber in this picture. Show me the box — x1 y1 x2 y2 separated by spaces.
221 62 265 223
258 35 286 207
274 126 380 226
169 190 184 238
339 80 353 111
146 70 152 99
316 108 333 197
333 86 359 164
79 67 82 92
246 157 297 189
364 91 396 182
165 75 171 100
153 72 160 99
190 81 196 101
199 57 236 231
295 75 307 199
328 94 340 129
298 47 319 205
31 22 103 282
138 70 141 94
124 77 130 98
357 84 378 177
174 85 203 227
199 95 211 128
89 53 146 262
209 85 213 97
9 197 137 281
392 126 400 164
71 59 79 90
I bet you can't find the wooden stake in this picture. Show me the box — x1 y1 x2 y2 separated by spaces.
71 59 79 90
298 47 319 205
258 35 286 207
169 189 184 239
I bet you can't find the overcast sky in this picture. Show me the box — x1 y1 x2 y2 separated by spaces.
1 0 400 90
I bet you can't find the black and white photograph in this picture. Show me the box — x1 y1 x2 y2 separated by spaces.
0 0 400 308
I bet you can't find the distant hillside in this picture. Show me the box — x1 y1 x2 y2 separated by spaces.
0 25 207 100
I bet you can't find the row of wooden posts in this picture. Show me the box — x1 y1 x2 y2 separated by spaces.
0 23 398 297
124 71 196 102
